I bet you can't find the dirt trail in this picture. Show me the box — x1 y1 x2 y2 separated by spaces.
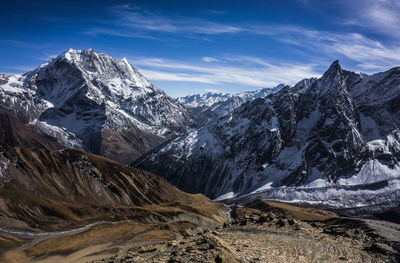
0 221 108 239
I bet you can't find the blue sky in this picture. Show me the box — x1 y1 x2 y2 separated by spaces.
1 0 400 97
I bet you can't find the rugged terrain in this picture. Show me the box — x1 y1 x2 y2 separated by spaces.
0 49 193 163
0 146 398 262
0 145 228 262
133 61 400 213
1 50 399 263
177 84 284 126
91 200 400 263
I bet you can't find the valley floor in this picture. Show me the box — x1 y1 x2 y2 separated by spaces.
1 201 399 263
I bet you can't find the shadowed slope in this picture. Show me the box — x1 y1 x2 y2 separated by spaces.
0 145 228 232
0 109 61 150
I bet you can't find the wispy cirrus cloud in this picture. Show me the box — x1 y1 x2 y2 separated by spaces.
3 65 36 72
139 70 217 84
204 88 223 93
339 0 400 37
0 40 52 50
202 57 219 62
247 25 400 72
84 28 160 40
86 4 242 37
87 4 400 73
130 55 320 88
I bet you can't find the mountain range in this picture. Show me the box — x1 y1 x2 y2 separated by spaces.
133 60 400 212
1 49 400 213
177 84 284 124
1 49 400 262
0 49 285 163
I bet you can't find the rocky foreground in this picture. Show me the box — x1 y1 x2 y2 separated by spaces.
93 201 400 263
1 199 399 262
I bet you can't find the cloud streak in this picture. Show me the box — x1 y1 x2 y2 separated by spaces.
130 56 320 88
202 57 219 62
101 4 243 36
247 25 400 72
340 0 400 37
88 4 400 73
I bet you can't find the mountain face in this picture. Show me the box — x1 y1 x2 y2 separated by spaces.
133 61 400 211
0 49 193 163
0 145 227 231
177 85 285 126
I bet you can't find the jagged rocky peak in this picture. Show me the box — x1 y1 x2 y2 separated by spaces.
0 48 193 163
318 60 345 87
133 61 400 212
328 59 341 71
325 60 343 75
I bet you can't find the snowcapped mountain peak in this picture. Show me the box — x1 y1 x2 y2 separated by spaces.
121 57 130 64
0 49 193 163
33 48 155 106
177 84 285 126
62 48 96 62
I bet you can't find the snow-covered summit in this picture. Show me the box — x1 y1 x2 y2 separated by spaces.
177 84 285 125
0 49 193 163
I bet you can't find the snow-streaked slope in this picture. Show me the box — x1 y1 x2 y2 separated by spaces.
0 49 193 163
133 61 400 211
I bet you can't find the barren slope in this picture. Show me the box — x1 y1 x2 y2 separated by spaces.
0 145 227 231
93 201 400 263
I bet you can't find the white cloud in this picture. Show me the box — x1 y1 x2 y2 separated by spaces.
83 28 159 40
202 57 218 62
247 25 400 72
139 70 217 84
204 88 223 93
341 0 400 37
94 4 243 36
131 56 320 88
90 3 400 73
4 65 36 72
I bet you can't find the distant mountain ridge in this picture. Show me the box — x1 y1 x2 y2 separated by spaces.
133 61 400 212
177 85 285 125
0 49 193 163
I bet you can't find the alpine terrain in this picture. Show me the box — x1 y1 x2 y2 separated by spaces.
177 84 285 126
1 54 399 262
0 49 193 164
133 61 400 213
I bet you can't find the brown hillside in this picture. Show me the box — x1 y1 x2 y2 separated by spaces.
0 145 228 231
0 111 61 150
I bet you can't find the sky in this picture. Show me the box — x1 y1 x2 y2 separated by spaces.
1 0 400 97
